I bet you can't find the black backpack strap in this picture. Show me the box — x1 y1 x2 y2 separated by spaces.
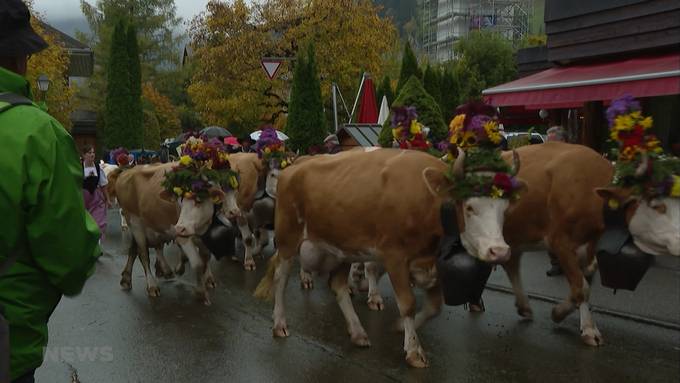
0 92 33 114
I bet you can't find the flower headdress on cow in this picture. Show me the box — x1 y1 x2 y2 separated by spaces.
255 126 292 169
445 101 522 200
162 136 239 202
109 147 131 167
606 94 680 201
391 106 432 151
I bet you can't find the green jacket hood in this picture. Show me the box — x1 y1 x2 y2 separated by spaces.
0 66 33 99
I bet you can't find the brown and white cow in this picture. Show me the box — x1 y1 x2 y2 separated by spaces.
255 148 524 367
499 142 679 347
228 153 281 270
113 162 240 305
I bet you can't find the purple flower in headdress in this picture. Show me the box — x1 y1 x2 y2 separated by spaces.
468 115 491 135
606 94 640 126
109 147 128 164
191 179 207 192
391 106 417 128
255 126 283 158
436 140 449 152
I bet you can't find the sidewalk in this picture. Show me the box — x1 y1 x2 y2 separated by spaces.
486 251 680 326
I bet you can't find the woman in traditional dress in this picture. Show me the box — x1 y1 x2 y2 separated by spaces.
81 145 110 241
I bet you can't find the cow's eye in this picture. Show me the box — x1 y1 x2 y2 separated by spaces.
465 205 475 214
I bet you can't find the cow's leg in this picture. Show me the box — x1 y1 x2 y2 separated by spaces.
120 208 128 231
502 252 532 319
299 267 314 290
414 283 443 330
384 257 428 368
120 236 137 291
578 277 603 346
365 262 384 311
256 228 269 254
154 245 174 279
177 238 210 305
134 233 160 297
329 263 370 347
196 240 216 290
551 237 585 324
272 252 293 337
237 216 256 271
174 244 188 276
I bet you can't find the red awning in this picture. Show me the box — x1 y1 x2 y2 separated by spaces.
483 53 680 109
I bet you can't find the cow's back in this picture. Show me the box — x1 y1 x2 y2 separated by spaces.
276 149 447 256
115 162 179 232
503 142 613 246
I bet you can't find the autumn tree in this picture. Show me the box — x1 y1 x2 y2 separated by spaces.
286 44 326 154
142 82 181 141
25 4 77 129
395 41 421 95
188 0 397 133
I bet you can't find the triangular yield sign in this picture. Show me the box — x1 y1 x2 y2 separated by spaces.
261 59 283 80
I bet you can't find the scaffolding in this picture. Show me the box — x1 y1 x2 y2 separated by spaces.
420 0 533 62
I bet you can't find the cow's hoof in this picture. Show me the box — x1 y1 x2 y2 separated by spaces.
350 331 371 347
551 303 573 323
367 295 384 311
147 286 160 297
516 305 533 319
273 325 289 338
203 297 212 306
468 303 484 313
405 348 429 368
174 266 186 276
243 260 256 271
581 327 604 347
120 279 132 291
205 278 216 290
301 279 314 290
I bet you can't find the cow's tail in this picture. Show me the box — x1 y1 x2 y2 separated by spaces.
106 167 126 200
253 251 280 301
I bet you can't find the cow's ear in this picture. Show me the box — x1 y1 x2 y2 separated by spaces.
422 167 449 198
209 188 225 203
595 187 622 201
159 189 175 201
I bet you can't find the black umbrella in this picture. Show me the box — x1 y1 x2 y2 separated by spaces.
200 126 232 139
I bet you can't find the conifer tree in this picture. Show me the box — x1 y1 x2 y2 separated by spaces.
127 24 143 148
395 41 421 94
104 20 131 149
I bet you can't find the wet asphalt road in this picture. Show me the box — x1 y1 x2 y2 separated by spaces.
35 212 680 383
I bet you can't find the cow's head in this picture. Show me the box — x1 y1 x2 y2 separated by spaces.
160 186 224 238
426 149 527 264
262 154 296 198
596 187 680 256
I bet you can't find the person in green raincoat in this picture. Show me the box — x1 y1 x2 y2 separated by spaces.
0 1 101 382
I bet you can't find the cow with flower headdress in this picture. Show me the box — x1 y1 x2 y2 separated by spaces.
227 126 295 270
491 94 679 347
113 136 241 305
253 103 527 368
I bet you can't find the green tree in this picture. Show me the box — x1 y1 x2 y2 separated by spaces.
439 67 459 123
452 31 517 102
395 41 421 94
286 43 327 154
375 74 395 108
422 63 441 111
104 20 131 149
127 24 143 148
379 76 447 147
142 109 161 150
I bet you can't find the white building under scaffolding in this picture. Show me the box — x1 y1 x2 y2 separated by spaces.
420 0 533 62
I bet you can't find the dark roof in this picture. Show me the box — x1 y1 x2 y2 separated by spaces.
337 124 382 147
37 21 94 77
38 21 90 50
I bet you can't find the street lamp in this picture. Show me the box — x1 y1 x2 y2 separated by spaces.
37 74 50 99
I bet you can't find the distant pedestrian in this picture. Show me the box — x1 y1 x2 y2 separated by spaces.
546 125 566 142
324 134 341 154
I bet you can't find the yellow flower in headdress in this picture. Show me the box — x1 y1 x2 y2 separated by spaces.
179 155 192 166
184 191 194 199
670 175 680 198
410 120 422 135
614 114 634 131
173 187 183 196
450 114 465 131
264 147 271 154
229 175 239 190
640 116 653 129
491 186 504 199
392 127 402 140
280 160 288 169
483 120 502 144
